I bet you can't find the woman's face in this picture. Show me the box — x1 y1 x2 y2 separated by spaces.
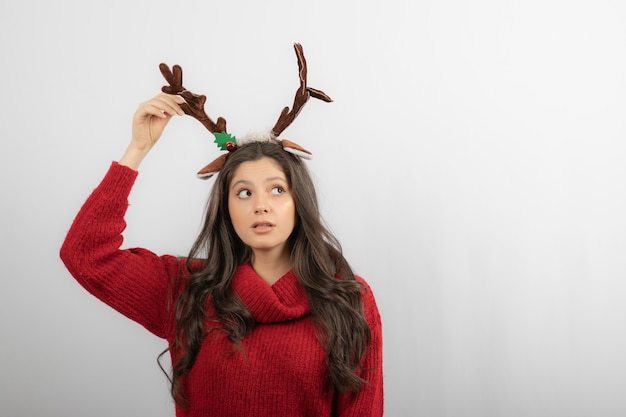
228 157 296 259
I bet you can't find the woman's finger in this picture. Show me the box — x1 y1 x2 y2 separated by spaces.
151 93 185 116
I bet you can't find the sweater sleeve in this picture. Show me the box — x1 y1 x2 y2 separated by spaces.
59 162 182 339
335 277 384 417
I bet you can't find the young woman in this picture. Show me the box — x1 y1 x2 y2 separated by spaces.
60 52 383 416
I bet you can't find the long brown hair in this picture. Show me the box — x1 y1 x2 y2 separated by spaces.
161 141 371 407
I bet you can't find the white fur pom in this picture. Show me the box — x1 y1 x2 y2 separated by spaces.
237 130 276 145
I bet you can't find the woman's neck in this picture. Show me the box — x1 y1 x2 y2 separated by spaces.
250 249 293 286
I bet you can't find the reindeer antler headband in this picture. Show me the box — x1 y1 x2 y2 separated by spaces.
159 43 332 179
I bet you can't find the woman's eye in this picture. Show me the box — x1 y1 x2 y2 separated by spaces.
236 189 252 199
271 186 285 195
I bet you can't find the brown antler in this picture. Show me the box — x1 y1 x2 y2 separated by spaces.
271 43 332 137
159 63 227 134
160 63 229 179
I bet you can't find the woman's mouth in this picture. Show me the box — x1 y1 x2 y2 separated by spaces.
252 222 274 232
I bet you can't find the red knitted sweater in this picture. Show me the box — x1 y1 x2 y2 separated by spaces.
60 162 384 417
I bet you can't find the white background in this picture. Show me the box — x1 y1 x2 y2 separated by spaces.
2 1 626 416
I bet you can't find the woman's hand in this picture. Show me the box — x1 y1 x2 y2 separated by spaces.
120 93 186 169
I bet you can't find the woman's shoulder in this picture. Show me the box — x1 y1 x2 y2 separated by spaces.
354 274 375 294
183 257 207 273
353 274 382 322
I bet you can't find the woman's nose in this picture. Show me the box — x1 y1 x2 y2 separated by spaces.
254 198 269 214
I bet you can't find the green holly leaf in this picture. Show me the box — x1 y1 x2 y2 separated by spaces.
213 132 236 151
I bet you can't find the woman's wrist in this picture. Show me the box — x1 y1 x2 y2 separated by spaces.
119 145 150 170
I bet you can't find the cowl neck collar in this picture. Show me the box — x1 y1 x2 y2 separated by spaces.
232 263 311 323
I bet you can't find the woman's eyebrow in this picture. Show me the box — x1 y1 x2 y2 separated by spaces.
230 179 251 190
230 176 287 190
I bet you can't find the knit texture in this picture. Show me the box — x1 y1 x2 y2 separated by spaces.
60 162 384 417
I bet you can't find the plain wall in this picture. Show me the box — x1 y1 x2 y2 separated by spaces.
2 0 626 416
